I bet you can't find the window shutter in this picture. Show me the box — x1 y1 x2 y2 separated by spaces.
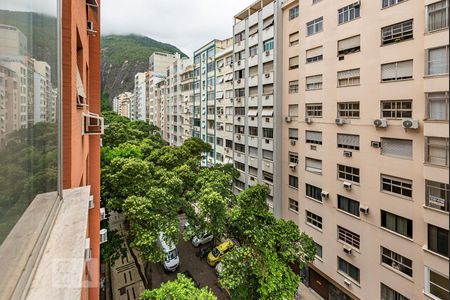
289 32 299 43
337 134 360 147
288 104 299 117
428 137 448 165
306 131 322 142
306 46 323 59
306 158 322 171
263 61 274 73
381 138 413 159
381 63 397 80
249 87 258 96
338 35 360 51
263 16 274 29
289 128 298 139
261 108 274 116
338 69 360 79
396 60 413 78
263 84 274 94
247 109 258 117
249 25 258 36
289 56 299 67
306 75 322 84
249 66 258 76
216 91 224 99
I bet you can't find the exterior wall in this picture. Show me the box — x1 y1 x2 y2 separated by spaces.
180 65 194 143
62 0 101 298
281 1 449 300
133 72 147 121
113 92 133 118
149 52 179 77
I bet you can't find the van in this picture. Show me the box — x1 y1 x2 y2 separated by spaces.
158 232 180 272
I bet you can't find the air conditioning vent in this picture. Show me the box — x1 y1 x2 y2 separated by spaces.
85 238 91 260
289 162 297 170
285 116 292 123
305 117 313 124
87 21 95 33
265 73 270 78
344 279 352 286
343 151 352 157
335 118 346 125
343 182 352 190
290 139 297 146
373 118 388 128
266 51 270 56
88 195 94 209
359 205 369 214
82 112 104 135
100 229 108 244
343 244 353 255
371 141 381 148
100 207 107 220
338 55 345 61
402 118 419 129
321 191 329 198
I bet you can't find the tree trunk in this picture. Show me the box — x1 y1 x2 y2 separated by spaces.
144 262 153 290
127 238 149 289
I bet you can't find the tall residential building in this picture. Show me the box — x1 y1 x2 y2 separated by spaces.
280 1 449 300
180 64 194 142
0 0 103 299
149 52 180 77
193 38 233 166
113 92 133 118
231 0 283 215
133 72 148 121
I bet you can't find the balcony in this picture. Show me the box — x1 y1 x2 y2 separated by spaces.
234 151 246 163
262 94 273 106
262 49 274 63
248 75 258 87
262 72 274 85
235 40 245 52
262 138 273 150
248 135 258 147
235 59 245 70
248 55 258 67
248 155 258 168
234 115 245 125
248 34 258 47
248 116 258 127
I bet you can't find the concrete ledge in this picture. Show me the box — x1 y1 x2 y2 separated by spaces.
26 186 90 300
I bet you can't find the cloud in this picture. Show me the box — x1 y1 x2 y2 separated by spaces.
101 0 256 56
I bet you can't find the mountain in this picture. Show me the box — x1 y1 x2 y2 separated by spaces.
101 34 187 101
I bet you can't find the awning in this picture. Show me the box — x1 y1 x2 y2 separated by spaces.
261 108 273 117
248 109 258 117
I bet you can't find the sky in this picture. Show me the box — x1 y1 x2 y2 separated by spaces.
101 0 256 56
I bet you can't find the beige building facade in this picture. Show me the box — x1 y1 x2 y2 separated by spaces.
113 92 133 119
281 0 449 300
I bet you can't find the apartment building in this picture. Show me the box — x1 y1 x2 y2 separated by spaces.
113 92 133 118
133 72 148 121
281 1 449 300
0 0 103 299
193 38 234 165
180 64 194 142
215 46 235 164
231 0 283 215
149 52 179 77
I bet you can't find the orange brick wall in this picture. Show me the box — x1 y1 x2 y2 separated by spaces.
62 0 101 299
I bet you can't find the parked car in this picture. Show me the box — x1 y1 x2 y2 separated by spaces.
181 270 200 288
192 231 213 247
158 232 180 272
207 240 234 267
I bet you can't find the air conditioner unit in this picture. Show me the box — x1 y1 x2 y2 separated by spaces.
82 112 104 135
265 51 270 56
373 118 388 128
237 61 241 66
237 79 241 84
225 147 230 153
266 95 270 100
265 73 270 78
321 191 329 198
371 141 381 148
237 134 241 140
343 279 352 286
100 207 106 220
305 117 313 124
88 195 94 209
343 182 352 190
338 55 345 61
290 139 297 146
236 97 241 103
87 21 95 32
359 205 369 214
100 229 108 244
285 116 292 123
353 0 361 6
237 116 241 121
343 151 352 157
402 118 419 129
343 244 353 255
335 118 346 125
85 238 91 260
289 162 297 170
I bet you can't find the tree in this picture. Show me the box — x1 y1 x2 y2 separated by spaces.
140 273 217 300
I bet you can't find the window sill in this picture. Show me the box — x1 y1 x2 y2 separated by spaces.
289 208 299 214
423 73 449 79
424 291 446 300
337 240 361 254
423 205 449 215
305 222 323 233
380 78 414 83
337 209 361 220
423 163 449 169
380 0 409 10
336 84 361 88
425 27 449 35
305 196 323 204
336 271 361 287
380 190 413 202
423 119 449 123
380 227 413 242
380 263 414 282
422 246 449 261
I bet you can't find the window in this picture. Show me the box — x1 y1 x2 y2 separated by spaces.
289 128 299 140
234 143 245 153
337 134 360 150
382 20 413 45
337 69 360 87
289 152 299 164
338 35 360 56
263 128 273 139
338 165 360 183
306 17 323 36
263 16 274 30
289 6 299 20
381 138 413 159
425 268 449 300
426 46 449 75
427 92 449 120
306 75 323 90
381 100 412 119
249 24 258 37
427 0 449 32
338 226 360 249
289 198 299 212
381 247 413 277
381 60 413 81
235 31 245 43
288 104 299 117
381 283 409 300
425 180 449 212
263 171 273 183
306 184 322 201
382 0 406 8
289 80 299 94
249 146 258 157
381 210 413 238
248 126 258 136
338 3 360 25
306 46 323 63
428 224 449 257
305 157 322 174
235 50 245 61
247 108 258 118
263 39 274 52
315 242 323 258
338 102 360 118
306 103 323 117
338 257 360 283
289 175 299 189
235 179 245 190
263 150 273 161
289 56 299 70
289 32 299 46
338 195 360 217
306 211 322 229
425 137 449 166
249 45 258 57
381 174 412 198
235 161 245 171
305 131 322 145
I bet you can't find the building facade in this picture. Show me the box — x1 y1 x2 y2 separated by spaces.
113 92 133 118
281 0 449 300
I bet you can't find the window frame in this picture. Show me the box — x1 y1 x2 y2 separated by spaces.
337 257 360 283
381 19 413 46
427 224 449 257
306 17 323 36
338 3 361 25
381 210 413 239
381 174 413 199
338 164 360 184
306 210 323 230
425 267 450 299
381 99 413 119
425 179 449 213
306 183 322 202
337 226 360 249
289 198 299 213
338 102 360 118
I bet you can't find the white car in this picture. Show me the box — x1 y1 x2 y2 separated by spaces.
191 231 214 247
158 233 180 272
